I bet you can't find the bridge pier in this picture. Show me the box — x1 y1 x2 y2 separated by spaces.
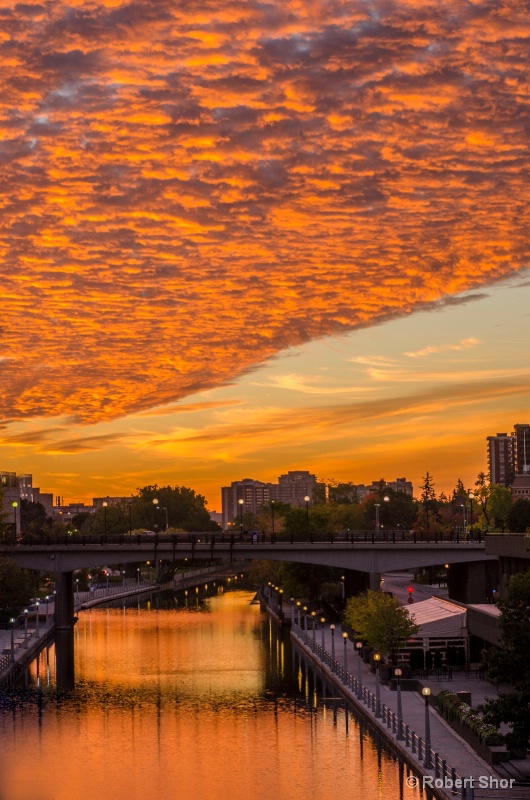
447 561 499 604
54 570 76 689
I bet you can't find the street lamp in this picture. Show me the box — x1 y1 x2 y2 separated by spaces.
152 498 159 531
342 631 349 672
290 597 295 626
373 653 381 717
311 611 317 639
374 503 380 534
102 501 108 536
304 496 310 542
356 641 363 697
460 503 466 534
10 618 15 663
330 624 336 660
296 601 301 626
238 498 244 534
302 605 308 630
468 491 474 534
383 495 390 532
320 617 326 649
137 567 140 584
23 609 28 647
162 507 168 531
35 601 40 636
394 668 404 739
11 501 18 540
341 575 345 600
422 687 432 767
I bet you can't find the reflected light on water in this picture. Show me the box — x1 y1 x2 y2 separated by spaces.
0 591 420 800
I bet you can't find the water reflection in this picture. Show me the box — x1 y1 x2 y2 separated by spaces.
0 591 420 800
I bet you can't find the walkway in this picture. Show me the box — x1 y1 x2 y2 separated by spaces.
286 612 530 800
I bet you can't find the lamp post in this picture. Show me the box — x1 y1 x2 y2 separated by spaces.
137 567 140 584
304 495 310 542
296 601 301 626
102 501 108 536
468 491 474 535
147 561 151 581
11 501 18 540
341 575 345 600
122 569 126 588
373 653 381 717
128 502 132 539
162 507 168 531
374 503 380 534
271 500 275 538
35 602 40 636
45 596 49 627
342 631 349 672
461 503 466 534
320 617 326 650
383 495 390 534
356 641 363 697
311 611 317 640
23 609 28 647
302 605 308 630
290 597 295 626
422 687 432 767
330 624 336 660
395 668 404 739
10 618 15 663
152 497 159 531
238 498 244 534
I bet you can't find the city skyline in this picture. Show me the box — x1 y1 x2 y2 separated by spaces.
1 1 529 508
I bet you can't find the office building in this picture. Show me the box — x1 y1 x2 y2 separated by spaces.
487 433 515 487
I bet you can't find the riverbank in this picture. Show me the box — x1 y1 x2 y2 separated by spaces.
259 593 530 800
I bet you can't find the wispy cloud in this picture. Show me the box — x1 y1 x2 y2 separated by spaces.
404 338 481 359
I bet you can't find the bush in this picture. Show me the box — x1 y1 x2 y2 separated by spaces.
437 691 504 746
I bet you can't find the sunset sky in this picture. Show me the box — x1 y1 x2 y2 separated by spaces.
1 0 529 508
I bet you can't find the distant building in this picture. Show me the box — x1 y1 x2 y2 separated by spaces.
278 470 318 507
354 478 413 500
511 475 530 500
209 510 223 527
0 471 53 534
513 423 530 476
52 503 96 521
221 479 280 530
487 433 515 487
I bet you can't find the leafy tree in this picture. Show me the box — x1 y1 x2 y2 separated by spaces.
20 499 51 537
452 478 468 500
481 572 530 752
0 558 40 623
506 498 530 533
0 486 10 541
343 590 419 664
414 472 441 534
487 485 513 531
473 472 490 529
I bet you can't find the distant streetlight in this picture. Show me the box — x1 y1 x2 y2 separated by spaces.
330 624 336 660
12 501 18 540
341 574 345 600
152 498 159 531
395 668 404 739
35 601 40 636
311 611 317 639
422 687 432 767
342 631 349 672
238 498 244 534
383 495 390 531
290 597 295 626
374 503 380 534
23 609 28 647
460 503 466 533
102 501 108 536
468 491 474 533
320 617 326 649
304 495 310 542
356 641 363 697
10 618 15 663
373 653 381 717
162 507 168 531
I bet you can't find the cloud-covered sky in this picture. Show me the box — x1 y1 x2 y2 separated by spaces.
1 0 529 504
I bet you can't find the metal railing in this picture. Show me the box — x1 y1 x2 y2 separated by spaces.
291 624 475 800
5 528 483 548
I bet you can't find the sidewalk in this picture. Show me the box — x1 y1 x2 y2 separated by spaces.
287 613 530 800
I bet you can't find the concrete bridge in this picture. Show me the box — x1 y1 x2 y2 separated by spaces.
0 532 498 689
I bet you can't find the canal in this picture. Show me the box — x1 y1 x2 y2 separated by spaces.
0 589 421 800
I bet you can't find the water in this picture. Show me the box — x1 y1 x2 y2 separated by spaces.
0 590 421 800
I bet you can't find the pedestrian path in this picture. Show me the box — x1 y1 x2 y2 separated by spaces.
289 619 530 800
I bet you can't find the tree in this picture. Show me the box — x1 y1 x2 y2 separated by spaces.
0 486 10 541
481 572 530 752
507 498 530 533
487 485 513 531
20 499 51 537
0 558 40 623
473 472 490 529
343 590 419 664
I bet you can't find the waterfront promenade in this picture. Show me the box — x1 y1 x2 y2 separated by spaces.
281 601 530 800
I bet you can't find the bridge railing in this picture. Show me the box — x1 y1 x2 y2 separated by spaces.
6 528 483 548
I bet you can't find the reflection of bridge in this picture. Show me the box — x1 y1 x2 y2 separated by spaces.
0 532 497 689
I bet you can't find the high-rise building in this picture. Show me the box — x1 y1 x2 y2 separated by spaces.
487 433 515 487
221 479 280 530
278 470 318 507
513 424 530 476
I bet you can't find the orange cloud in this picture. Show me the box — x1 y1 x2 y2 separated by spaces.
1 0 529 425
